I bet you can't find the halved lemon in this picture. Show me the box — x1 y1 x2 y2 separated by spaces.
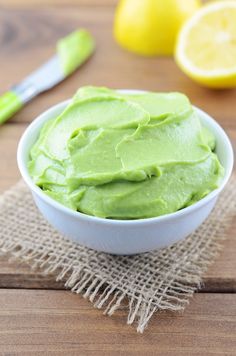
114 0 201 56
175 1 236 88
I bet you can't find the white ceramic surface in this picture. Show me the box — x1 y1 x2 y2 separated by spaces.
17 91 234 255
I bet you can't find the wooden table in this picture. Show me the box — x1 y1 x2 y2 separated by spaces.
0 1 236 354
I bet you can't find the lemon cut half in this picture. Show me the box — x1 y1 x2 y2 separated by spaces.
175 1 236 88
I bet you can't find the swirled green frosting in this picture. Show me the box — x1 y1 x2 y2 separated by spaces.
28 87 224 219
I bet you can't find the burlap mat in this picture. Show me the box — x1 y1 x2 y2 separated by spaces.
0 176 235 333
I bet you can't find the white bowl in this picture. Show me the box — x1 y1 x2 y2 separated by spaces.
17 90 234 255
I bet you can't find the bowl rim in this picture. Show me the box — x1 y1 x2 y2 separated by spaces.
17 90 234 226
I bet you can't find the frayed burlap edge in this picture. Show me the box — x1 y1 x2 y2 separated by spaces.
0 176 235 333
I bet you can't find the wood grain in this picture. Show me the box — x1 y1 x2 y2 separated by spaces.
0 0 118 6
0 122 236 291
0 214 235 291
0 6 236 128
0 3 236 352
0 4 236 292
0 290 235 355
0 0 210 8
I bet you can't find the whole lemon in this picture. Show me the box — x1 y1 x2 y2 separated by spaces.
114 0 201 56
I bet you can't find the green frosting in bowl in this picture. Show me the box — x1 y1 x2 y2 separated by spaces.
28 86 224 219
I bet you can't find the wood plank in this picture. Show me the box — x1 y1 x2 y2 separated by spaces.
0 256 64 289
202 218 236 292
0 0 211 9
0 0 117 6
0 290 235 355
0 2 235 353
0 4 236 292
0 6 236 128
0 211 235 291
0 123 25 191
0 128 235 291
0 120 235 291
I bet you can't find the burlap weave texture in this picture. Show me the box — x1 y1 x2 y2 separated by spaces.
0 177 235 332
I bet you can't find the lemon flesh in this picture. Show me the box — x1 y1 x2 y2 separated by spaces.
175 1 236 88
114 0 201 56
